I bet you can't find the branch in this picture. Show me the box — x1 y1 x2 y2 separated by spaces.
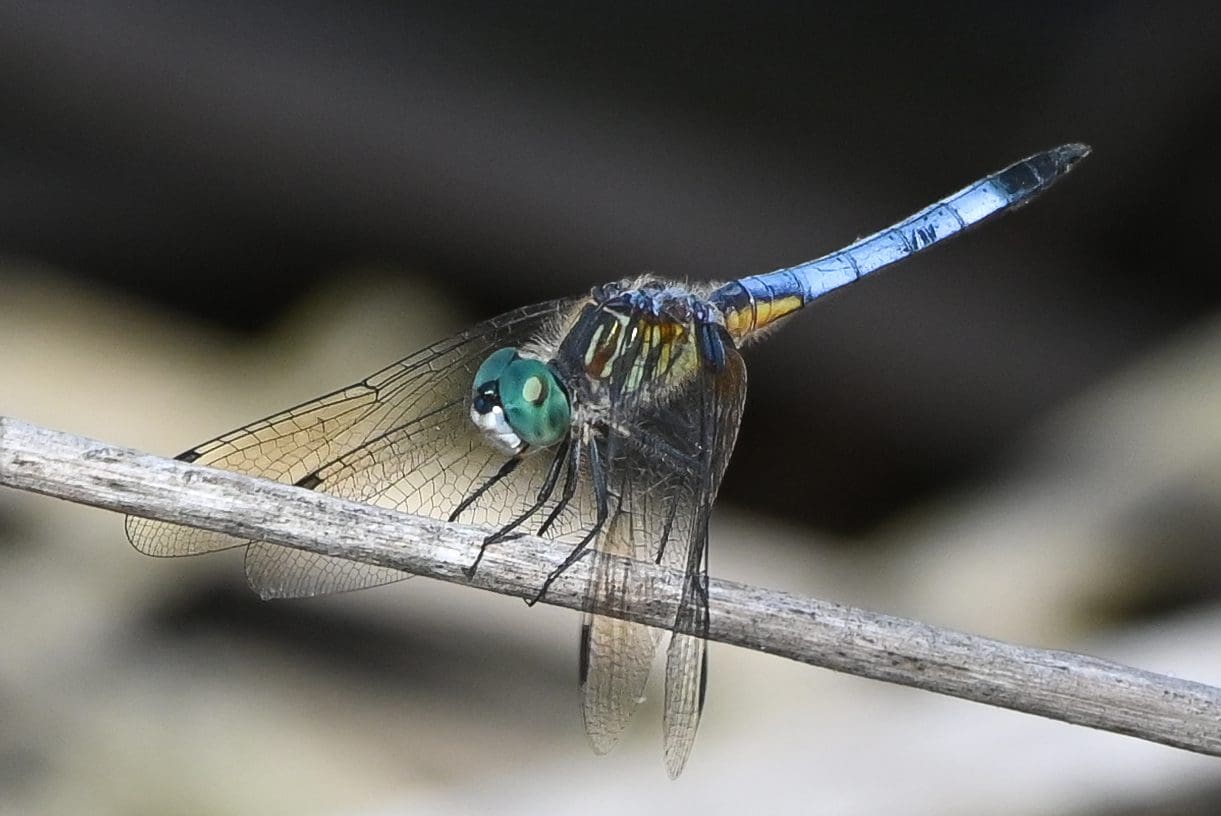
1 415 1219 756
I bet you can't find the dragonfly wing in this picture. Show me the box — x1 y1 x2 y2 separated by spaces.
124 383 383 557
580 483 663 753
243 544 407 599
660 343 747 779
249 386 589 598
576 323 747 764
126 299 573 597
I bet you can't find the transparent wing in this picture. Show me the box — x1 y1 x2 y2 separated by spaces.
579 482 663 753
253 381 601 599
575 317 748 765
659 344 746 778
126 298 574 597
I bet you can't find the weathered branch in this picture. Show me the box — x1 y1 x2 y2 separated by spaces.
1 415 1218 756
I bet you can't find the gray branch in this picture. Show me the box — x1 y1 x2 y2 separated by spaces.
1 415 1218 757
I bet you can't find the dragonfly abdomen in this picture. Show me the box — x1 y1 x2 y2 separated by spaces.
710 143 1090 344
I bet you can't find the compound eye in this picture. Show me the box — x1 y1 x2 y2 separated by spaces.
472 347 518 394
499 358 571 448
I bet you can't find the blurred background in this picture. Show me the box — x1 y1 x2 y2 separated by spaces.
2 1 1220 813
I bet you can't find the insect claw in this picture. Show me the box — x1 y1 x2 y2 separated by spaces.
526 565 565 607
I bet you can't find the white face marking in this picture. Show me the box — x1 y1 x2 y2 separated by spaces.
471 404 524 455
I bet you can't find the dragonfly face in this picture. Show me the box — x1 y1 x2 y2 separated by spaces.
470 347 571 455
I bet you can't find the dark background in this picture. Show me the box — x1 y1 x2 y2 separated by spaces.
5 1 1217 535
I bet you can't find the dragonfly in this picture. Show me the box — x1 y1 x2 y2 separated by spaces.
127 143 1089 777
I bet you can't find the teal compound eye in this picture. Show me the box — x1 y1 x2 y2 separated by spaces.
472 348 517 394
470 348 571 451
497 356 571 447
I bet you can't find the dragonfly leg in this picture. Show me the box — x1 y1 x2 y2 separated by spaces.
527 437 610 606
449 456 520 524
537 440 580 536
653 486 682 565
463 439 571 578
528 533 598 607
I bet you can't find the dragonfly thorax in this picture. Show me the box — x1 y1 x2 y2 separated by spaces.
470 347 571 455
569 281 729 398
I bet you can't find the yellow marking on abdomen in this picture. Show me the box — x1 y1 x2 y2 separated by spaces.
725 294 804 342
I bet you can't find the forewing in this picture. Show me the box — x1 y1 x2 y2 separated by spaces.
249 385 598 598
126 299 573 597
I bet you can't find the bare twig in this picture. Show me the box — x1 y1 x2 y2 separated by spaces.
1 415 1219 757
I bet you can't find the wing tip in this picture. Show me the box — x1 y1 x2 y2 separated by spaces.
124 514 175 558
584 729 620 756
664 750 691 780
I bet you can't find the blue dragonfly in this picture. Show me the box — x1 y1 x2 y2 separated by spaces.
128 143 1089 777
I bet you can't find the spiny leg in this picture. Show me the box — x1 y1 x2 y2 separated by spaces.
475 436 571 548
536 438 580 536
528 436 611 607
463 437 572 577
653 484 681 565
449 456 520 524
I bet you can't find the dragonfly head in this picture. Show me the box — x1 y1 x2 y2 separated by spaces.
470 348 571 455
